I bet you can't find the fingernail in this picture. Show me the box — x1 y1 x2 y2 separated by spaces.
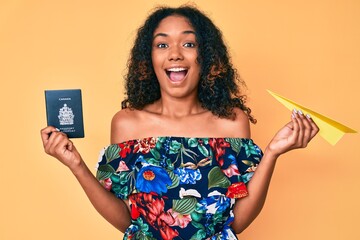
293 108 298 114
291 113 296 119
55 128 60 131
306 114 311 119
298 109 303 115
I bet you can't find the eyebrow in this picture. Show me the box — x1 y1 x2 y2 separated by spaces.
153 30 196 39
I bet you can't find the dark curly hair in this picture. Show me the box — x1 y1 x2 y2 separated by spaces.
122 5 256 123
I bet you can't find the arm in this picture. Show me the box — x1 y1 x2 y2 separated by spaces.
232 110 319 233
40 126 131 232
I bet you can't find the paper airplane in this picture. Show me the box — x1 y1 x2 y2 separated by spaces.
267 90 357 145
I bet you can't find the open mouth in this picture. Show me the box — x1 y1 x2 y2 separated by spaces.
165 67 188 82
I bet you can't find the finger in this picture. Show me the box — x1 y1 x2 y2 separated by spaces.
298 110 312 146
46 130 67 154
67 140 73 151
41 126 55 144
306 114 320 139
288 110 299 145
49 132 72 159
294 109 305 147
41 126 60 148
55 136 72 155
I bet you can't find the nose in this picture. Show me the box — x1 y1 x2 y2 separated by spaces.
168 45 184 61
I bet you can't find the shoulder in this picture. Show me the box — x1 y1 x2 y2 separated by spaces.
230 108 251 138
213 108 251 138
232 107 251 125
110 108 142 144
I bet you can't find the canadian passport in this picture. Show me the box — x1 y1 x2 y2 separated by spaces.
45 89 85 138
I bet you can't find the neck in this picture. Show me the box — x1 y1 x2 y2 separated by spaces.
150 95 206 118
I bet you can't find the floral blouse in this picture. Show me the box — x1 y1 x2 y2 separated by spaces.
96 137 262 240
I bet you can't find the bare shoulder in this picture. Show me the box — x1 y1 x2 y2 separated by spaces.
213 108 251 138
110 108 141 144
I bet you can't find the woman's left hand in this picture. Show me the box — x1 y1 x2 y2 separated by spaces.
266 109 319 158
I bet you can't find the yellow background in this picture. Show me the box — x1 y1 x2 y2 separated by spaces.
1 0 359 239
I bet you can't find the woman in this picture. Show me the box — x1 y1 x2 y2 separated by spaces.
40 6 318 239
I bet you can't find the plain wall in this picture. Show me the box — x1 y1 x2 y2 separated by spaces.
1 0 359 239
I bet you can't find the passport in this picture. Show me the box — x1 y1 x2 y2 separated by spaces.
45 89 85 138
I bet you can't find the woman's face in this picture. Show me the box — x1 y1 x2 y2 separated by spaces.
151 15 201 99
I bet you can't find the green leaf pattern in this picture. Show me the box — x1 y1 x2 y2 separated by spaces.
105 144 120 163
96 137 262 239
208 166 231 189
96 164 115 180
172 197 197 215
225 137 243 156
244 141 259 157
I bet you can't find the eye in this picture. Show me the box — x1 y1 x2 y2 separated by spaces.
184 42 196 48
156 43 168 48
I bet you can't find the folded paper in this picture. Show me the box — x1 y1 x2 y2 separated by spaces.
267 90 356 145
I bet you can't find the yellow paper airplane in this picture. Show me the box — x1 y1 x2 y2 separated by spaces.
267 90 357 145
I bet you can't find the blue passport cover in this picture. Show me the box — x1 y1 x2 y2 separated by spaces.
45 89 85 138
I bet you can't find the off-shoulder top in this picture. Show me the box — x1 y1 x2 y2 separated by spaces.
96 137 263 240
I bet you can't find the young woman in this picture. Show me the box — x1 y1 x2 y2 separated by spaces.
40 6 319 240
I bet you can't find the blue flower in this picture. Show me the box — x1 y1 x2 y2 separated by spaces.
174 168 201 184
136 165 172 194
214 195 231 213
200 194 231 214
228 154 236 165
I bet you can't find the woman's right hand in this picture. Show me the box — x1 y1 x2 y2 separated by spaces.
41 126 132 231
40 126 82 172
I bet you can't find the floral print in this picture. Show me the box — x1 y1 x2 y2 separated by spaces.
226 182 248 198
134 137 157 154
130 192 179 240
174 168 201 184
97 137 262 239
136 165 172 194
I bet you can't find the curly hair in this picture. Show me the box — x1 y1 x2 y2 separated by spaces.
122 5 256 123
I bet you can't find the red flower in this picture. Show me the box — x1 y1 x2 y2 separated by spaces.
118 140 134 158
129 192 179 240
159 219 179 240
226 182 248 199
131 203 140 219
209 138 230 167
134 137 157 154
